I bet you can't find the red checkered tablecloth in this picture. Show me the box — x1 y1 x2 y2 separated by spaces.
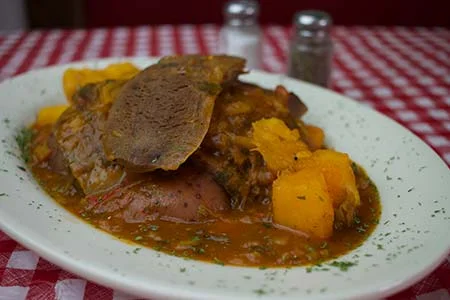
0 25 449 300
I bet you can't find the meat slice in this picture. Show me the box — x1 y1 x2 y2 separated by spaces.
84 165 230 223
102 55 245 172
192 82 308 209
53 82 126 195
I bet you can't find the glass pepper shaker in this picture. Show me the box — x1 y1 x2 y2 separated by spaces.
219 0 262 70
287 10 333 87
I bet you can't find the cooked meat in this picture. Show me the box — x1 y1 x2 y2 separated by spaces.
192 82 308 209
84 165 229 223
53 82 126 196
102 55 245 172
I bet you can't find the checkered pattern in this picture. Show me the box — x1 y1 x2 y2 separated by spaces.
0 25 449 300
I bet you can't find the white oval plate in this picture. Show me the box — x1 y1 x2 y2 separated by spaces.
0 58 448 300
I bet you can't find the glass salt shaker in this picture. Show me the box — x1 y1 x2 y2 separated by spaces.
219 0 262 70
287 10 333 87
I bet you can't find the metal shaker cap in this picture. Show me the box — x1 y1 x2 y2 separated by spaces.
293 10 332 31
224 0 259 26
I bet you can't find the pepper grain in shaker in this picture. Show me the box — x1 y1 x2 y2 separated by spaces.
287 10 333 87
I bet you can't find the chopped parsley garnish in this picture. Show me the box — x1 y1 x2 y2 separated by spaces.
356 226 366 233
328 261 357 271
253 288 267 295
262 222 272 229
15 127 34 163
213 257 224 266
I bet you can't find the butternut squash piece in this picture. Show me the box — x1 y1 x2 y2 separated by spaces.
36 105 69 126
299 149 360 226
305 124 325 151
63 62 140 102
252 118 311 172
272 168 334 239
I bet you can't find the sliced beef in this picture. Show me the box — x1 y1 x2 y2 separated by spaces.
53 83 126 196
84 165 229 223
102 55 245 172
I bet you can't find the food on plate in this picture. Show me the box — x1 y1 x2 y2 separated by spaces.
23 55 380 267
103 55 245 172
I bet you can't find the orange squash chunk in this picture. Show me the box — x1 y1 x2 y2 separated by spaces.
305 124 325 151
272 168 334 239
252 118 311 173
63 62 140 102
299 149 360 225
36 105 69 126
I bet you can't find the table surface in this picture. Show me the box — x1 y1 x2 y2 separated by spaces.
0 25 449 300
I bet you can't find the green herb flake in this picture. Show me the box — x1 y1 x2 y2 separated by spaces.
180 267 186 273
198 82 221 95
262 222 272 229
356 226 366 233
0 193 7 197
134 236 144 241
296 195 306 200
253 288 267 296
15 127 35 163
213 257 224 266
377 244 384 250
329 261 357 272
191 235 201 242
132 248 141 254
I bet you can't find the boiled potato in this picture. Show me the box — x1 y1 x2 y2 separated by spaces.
252 118 311 173
272 167 334 239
